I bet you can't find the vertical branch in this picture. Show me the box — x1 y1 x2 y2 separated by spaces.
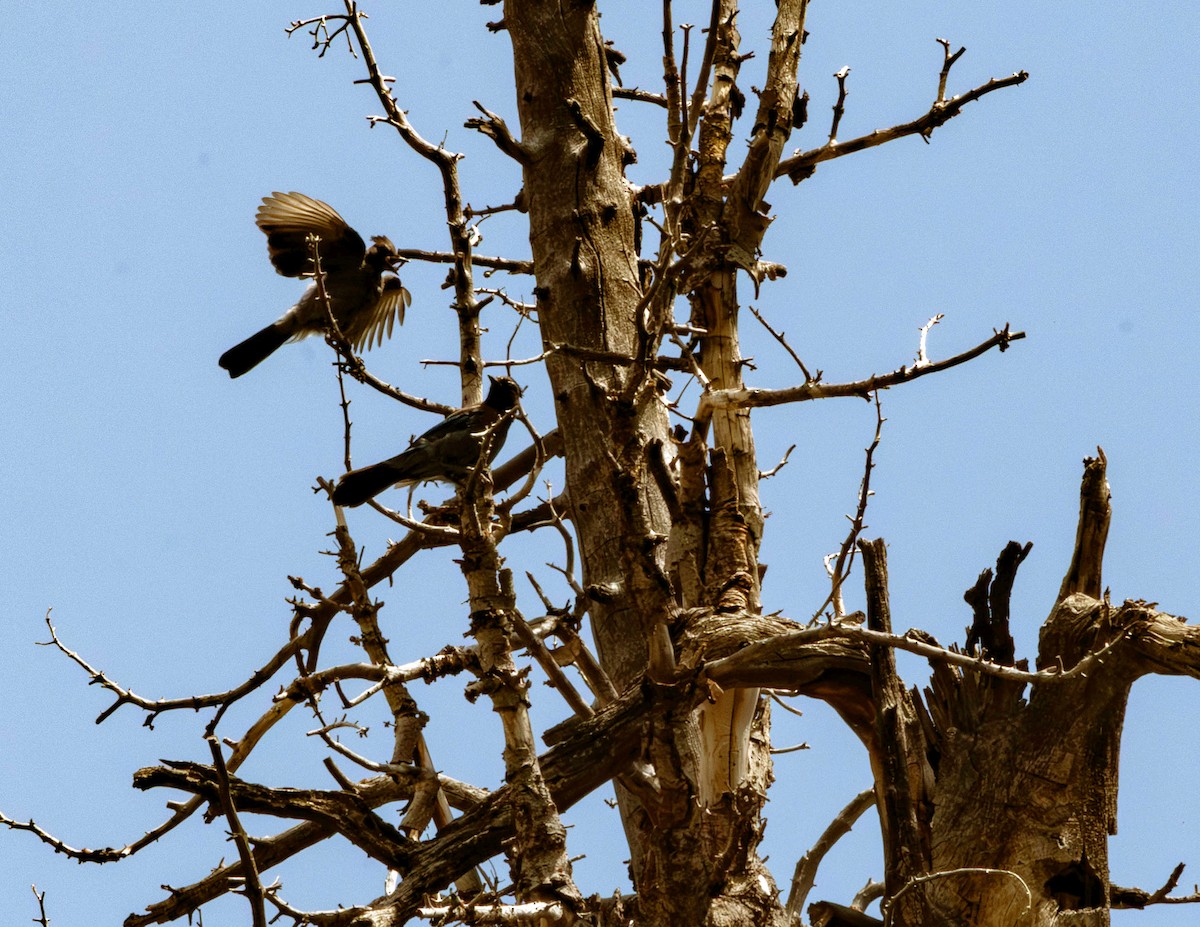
1057 448 1111 604
659 0 690 270
686 0 723 148
859 538 931 924
459 472 581 907
828 66 850 143
729 0 809 224
695 0 810 607
662 1 683 152
935 39 967 104
333 522 425 765
815 392 884 620
205 736 267 927
334 498 486 892
691 1 759 604
343 2 485 402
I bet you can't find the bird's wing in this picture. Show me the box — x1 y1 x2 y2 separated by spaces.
410 406 482 448
255 192 367 277
352 276 412 352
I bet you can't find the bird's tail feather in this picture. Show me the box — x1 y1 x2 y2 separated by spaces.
219 322 291 378
332 458 412 508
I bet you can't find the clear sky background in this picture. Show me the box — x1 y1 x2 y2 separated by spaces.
2 3 1197 924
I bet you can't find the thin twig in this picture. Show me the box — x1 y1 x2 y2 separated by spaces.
915 313 944 367
829 66 850 142
746 303 813 381
935 39 967 104
812 392 885 621
884 867 1031 927
30 885 50 927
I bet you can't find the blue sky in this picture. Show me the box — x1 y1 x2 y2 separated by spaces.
2 2 1198 924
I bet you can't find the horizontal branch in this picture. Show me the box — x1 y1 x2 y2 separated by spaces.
699 323 1025 419
703 606 1161 692
134 762 418 866
613 86 669 108
395 248 533 275
776 69 1029 183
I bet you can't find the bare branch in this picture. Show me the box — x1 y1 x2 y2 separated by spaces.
287 15 355 58
746 303 812 380
1112 862 1200 908
699 323 1025 419
787 787 877 918
417 900 572 924
206 738 267 927
759 443 796 479
395 248 533 275
778 68 1029 183
465 100 529 163
914 313 944 367
510 608 594 719
37 611 301 725
339 1 488 402
829 66 851 143
812 393 885 621
30 885 50 927
1057 448 1111 604
613 86 669 108
704 600 1164 691
935 39 967 104
0 813 132 864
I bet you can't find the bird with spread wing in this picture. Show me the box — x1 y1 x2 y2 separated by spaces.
219 192 411 378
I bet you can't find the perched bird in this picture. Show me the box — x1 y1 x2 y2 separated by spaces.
219 192 411 378
332 377 523 508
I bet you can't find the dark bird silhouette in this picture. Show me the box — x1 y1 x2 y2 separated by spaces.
332 377 523 508
219 192 411 378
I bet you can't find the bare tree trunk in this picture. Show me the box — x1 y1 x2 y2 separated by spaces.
503 3 791 923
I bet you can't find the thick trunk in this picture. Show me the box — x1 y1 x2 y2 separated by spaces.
503 5 788 924
505 0 673 693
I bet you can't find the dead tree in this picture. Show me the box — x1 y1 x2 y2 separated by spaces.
4 4 1199 927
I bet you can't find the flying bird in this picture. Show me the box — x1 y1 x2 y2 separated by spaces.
332 377 523 508
219 192 411 378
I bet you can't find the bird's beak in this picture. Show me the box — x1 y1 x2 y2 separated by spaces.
489 374 523 396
